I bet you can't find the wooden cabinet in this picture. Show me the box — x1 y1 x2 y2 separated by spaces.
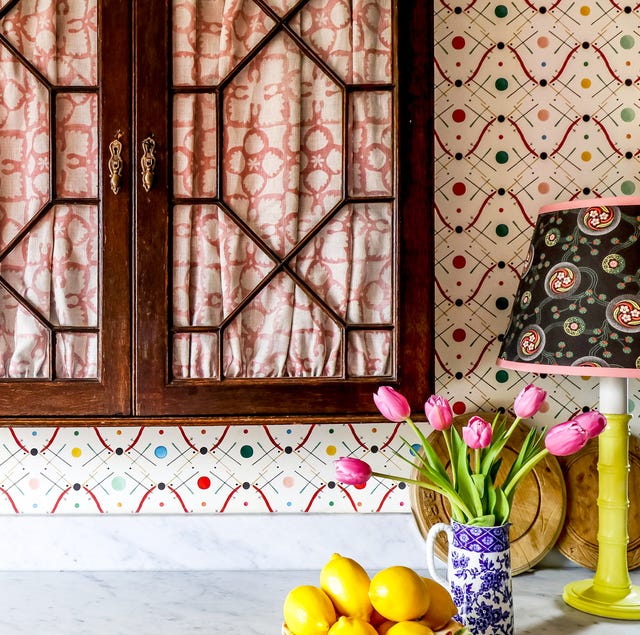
0 0 432 424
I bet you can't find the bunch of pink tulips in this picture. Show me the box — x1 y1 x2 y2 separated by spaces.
335 385 606 526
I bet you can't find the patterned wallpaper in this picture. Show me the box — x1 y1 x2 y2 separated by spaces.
1 1 640 515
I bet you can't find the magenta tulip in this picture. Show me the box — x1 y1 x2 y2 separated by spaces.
544 420 588 456
424 395 454 431
334 457 373 486
571 410 607 439
462 416 493 449
513 384 547 419
373 386 411 422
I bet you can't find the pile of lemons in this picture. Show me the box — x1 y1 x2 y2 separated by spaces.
282 553 464 635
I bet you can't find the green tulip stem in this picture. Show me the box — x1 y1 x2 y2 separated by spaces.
370 471 475 520
474 447 480 474
504 416 522 442
503 448 549 499
443 428 456 487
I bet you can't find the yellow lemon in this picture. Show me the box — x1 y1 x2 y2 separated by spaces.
386 622 434 635
283 585 337 635
320 553 373 620
327 616 378 635
418 578 458 630
368 566 430 622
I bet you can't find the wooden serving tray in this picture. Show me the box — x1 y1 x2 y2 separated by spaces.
410 412 567 576
555 433 640 570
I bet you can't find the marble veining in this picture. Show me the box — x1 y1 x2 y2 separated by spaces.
2 568 639 634
0 513 430 571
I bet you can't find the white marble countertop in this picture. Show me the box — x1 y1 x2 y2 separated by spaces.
2 567 640 634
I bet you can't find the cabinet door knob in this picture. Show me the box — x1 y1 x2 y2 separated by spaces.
108 131 124 195
141 135 156 192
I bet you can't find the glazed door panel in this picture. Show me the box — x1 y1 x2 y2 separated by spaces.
0 0 131 416
133 0 431 419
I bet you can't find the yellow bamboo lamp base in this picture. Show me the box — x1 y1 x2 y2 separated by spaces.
563 412 640 619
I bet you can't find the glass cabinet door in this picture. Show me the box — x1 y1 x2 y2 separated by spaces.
0 0 131 416
134 0 430 419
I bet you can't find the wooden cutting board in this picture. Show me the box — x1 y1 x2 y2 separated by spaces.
555 433 640 570
410 412 567 576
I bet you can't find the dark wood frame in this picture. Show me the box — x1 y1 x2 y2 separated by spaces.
0 0 433 424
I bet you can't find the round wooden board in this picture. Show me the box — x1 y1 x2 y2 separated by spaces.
410 412 567 576
555 433 640 570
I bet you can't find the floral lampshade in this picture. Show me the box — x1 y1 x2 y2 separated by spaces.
497 196 640 378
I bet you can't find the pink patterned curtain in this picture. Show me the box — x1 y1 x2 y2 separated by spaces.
0 1 98 378
172 0 394 379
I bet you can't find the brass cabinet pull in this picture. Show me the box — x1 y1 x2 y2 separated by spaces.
140 135 156 192
108 131 124 195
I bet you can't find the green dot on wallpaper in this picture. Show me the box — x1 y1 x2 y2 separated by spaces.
495 78 508 91
621 181 636 195
621 108 635 122
496 370 509 383
496 151 509 164
620 35 635 49
495 5 508 18
496 223 509 236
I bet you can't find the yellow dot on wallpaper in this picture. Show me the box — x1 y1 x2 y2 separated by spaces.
581 78 591 89
71 447 82 458
538 182 550 194
581 151 591 161
580 6 590 15
326 445 337 456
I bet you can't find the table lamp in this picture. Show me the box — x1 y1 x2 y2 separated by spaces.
497 196 640 619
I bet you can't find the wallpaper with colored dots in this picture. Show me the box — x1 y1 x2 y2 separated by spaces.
2 1 640 515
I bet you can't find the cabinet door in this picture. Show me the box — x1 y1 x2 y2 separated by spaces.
0 0 131 417
134 0 431 420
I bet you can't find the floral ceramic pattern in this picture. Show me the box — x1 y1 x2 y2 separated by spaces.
449 522 514 635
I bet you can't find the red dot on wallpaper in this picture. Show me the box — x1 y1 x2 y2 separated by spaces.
452 36 465 50
452 255 466 269
537 36 549 48
538 182 550 194
452 109 466 123
197 476 211 490
452 328 466 342
452 182 466 196
453 401 466 415
538 109 550 121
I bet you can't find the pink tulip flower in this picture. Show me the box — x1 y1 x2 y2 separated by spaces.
513 384 547 419
373 386 411 422
334 457 373 486
544 420 588 456
571 410 607 439
424 395 454 431
462 416 493 449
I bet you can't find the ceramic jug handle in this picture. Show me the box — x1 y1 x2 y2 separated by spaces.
425 522 453 588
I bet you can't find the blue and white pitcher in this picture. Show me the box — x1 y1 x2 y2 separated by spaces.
426 520 514 635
